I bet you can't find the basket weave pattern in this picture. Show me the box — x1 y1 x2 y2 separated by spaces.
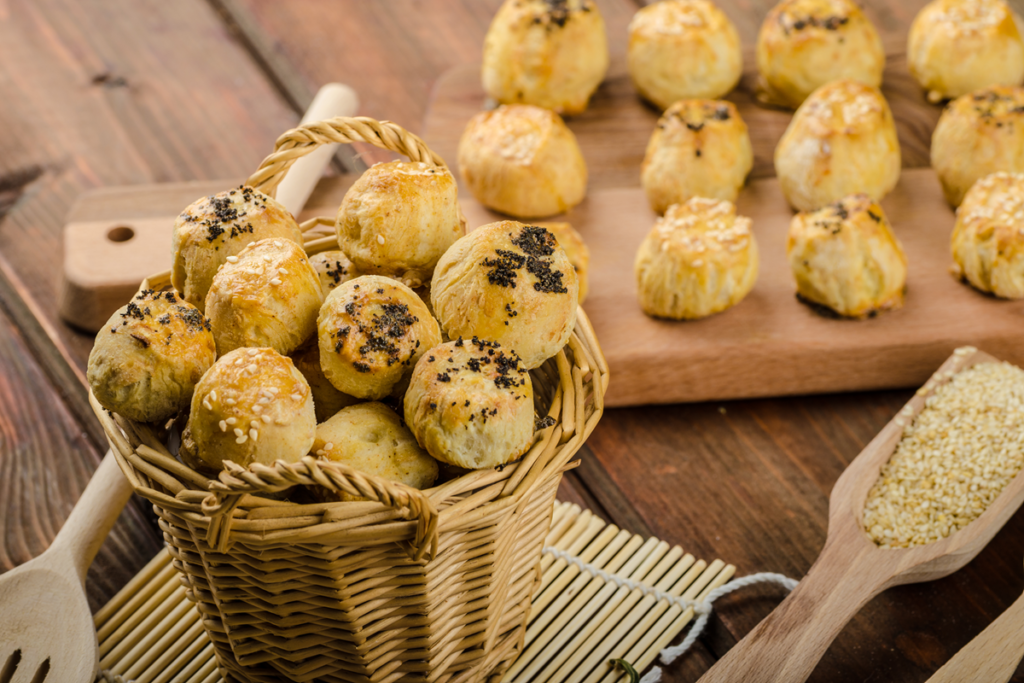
93 117 608 683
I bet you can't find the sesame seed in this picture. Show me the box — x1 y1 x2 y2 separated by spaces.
219 420 227 432
226 255 239 263
247 364 258 374
291 393 302 401
247 349 259 357
262 255 272 263
377 234 385 245
270 278 282 285
259 396 271 404
250 420 260 428
324 442 334 450
278 268 289 275
267 387 279 394
261 414 272 423
864 361 1024 549
273 240 283 247
203 399 212 410
209 390 217 401
249 429 259 441
233 428 244 437
253 405 263 413
235 434 248 444
225 417 236 425
225 398 236 405
234 359 244 366
315 449 326 457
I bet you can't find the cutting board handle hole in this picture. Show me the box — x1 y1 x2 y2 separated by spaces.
106 225 135 243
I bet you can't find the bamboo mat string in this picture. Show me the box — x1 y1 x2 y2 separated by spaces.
542 547 798 683
636 573 800 683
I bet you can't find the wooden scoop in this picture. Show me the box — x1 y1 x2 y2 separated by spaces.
923 558 1024 683
697 347 1024 683
0 453 132 683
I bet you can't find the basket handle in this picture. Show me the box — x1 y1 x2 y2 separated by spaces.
201 456 439 561
246 117 448 198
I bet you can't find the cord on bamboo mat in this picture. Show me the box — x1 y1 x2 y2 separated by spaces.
541 546 799 683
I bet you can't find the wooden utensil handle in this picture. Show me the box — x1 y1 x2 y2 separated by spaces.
50 451 135 584
697 541 889 683
924 591 1024 683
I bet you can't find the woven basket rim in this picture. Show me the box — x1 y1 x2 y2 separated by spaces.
92 116 609 562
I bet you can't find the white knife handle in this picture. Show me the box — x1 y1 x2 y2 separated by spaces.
276 83 360 216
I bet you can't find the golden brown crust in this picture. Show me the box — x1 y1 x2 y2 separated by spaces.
188 347 316 470
775 79 901 211
634 197 759 319
787 193 907 317
458 105 588 219
627 0 743 109
289 340 360 423
205 238 324 356
951 171 1024 298
482 0 609 115
932 86 1024 207
403 339 535 470
336 162 465 288
318 275 441 400
909 0 1024 104
88 289 216 423
641 100 753 214
534 221 590 303
308 250 359 296
313 402 438 501
171 186 304 312
431 221 578 369
757 0 885 109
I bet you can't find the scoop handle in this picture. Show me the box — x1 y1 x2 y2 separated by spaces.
275 83 360 217
924 590 1024 683
49 451 135 584
697 540 890 683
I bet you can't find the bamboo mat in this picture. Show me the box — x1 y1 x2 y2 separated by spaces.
93 502 735 683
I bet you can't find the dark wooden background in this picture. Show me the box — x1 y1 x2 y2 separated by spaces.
2 0 1024 681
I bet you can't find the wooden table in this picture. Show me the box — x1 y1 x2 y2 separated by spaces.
1 1 1023 681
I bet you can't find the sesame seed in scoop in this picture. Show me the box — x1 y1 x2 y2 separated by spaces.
864 360 1024 548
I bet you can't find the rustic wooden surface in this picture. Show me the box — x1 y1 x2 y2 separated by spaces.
2 1 1024 683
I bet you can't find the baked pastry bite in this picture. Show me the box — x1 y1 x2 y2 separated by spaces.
336 161 464 289
775 80 900 211
635 197 758 319
641 100 753 214
932 86 1024 207
188 347 316 470
951 172 1024 298
171 185 304 312
309 250 358 296
88 289 216 423
908 0 1024 104
318 275 441 401
482 0 609 115
756 0 885 109
535 221 590 303
290 340 360 423
312 402 438 501
205 238 323 356
404 339 534 470
431 222 578 369
787 194 907 317
627 0 743 109
459 105 588 219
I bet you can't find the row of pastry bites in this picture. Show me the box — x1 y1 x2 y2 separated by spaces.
88 168 581 497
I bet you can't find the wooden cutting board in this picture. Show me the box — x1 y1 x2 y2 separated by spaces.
423 53 1023 408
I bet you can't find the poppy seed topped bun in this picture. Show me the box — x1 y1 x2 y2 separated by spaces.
88 289 216 424
431 222 578 369
404 339 535 470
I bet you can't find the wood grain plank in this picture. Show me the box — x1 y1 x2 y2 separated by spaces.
0 0 300 377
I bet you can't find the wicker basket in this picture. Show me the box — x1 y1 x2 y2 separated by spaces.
92 117 609 683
